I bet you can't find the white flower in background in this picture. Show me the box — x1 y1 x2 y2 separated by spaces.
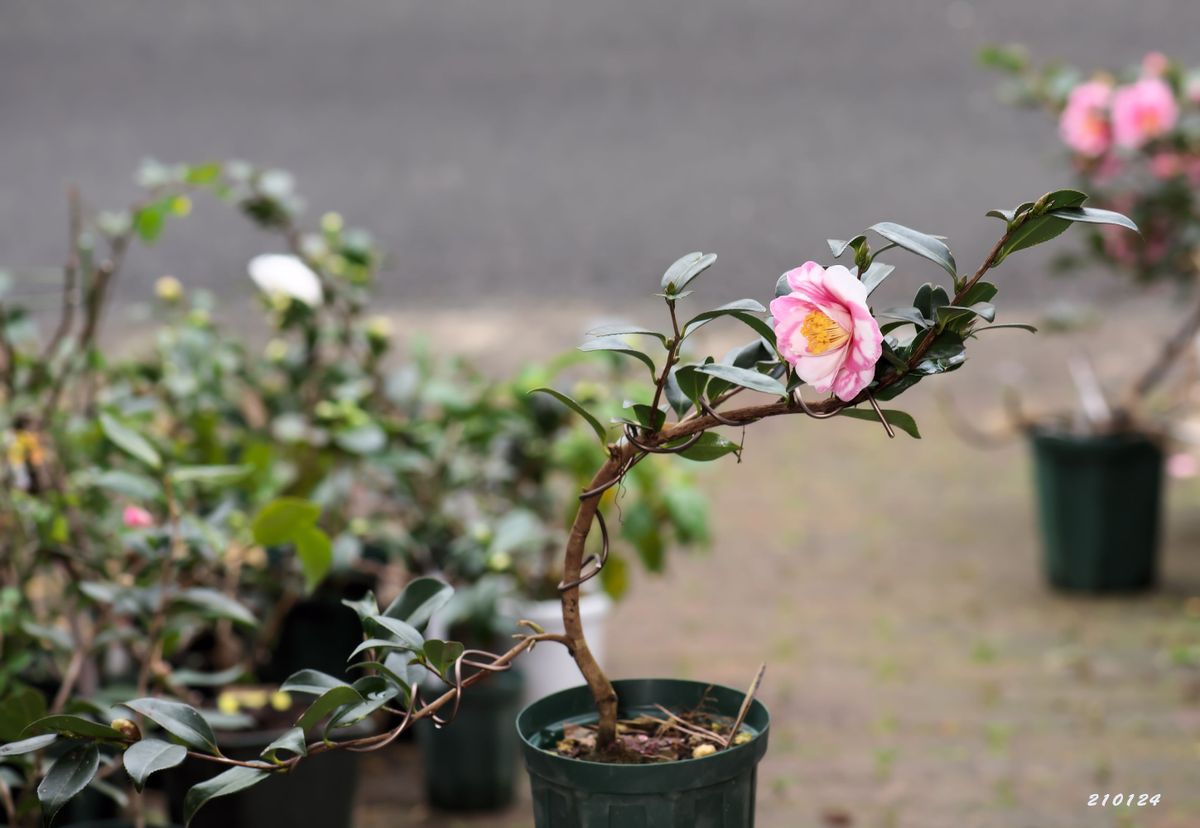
247 254 324 307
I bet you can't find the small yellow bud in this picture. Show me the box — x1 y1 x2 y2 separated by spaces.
321 212 344 234
216 691 240 715
170 195 193 216
733 731 754 746
270 691 293 711
487 551 512 572
691 743 717 759
349 517 370 536
111 718 141 740
365 315 393 341
264 338 289 362
155 275 183 302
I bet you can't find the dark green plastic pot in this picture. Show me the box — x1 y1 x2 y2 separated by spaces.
518 678 770 827
165 727 360 828
1031 429 1164 592
417 667 524 810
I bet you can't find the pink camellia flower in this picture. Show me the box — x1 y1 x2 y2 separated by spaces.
770 262 883 402
1112 77 1178 148
1142 51 1169 77
1150 151 1183 180
123 505 154 529
1168 453 1198 480
1059 80 1112 158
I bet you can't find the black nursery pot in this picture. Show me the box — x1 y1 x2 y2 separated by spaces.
262 573 375 684
417 666 525 811
517 678 770 828
164 728 360 828
1031 429 1164 592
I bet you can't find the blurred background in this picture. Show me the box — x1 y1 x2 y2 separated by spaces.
4 2 1200 827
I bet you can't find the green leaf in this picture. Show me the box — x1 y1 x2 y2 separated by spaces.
860 261 895 295
585 323 668 345
937 303 996 328
296 686 364 731
578 336 656 379
673 363 710 409
682 299 768 337
382 577 453 631
260 727 307 760
173 588 257 627
695 364 786 397
0 686 47 741
422 640 466 677
0 733 57 756
123 738 187 792
529 387 608 446
341 592 380 622
250 498 321 546
169 465 251 487
366 615 425 651
293 525 333 593
121 699 219 754
183 767 270 827
664 370 692 417
133 202 168 244
660 252 717 294
346 638 414 661
98 413 161 471
877 307 932 328
976 322 1038 334
828 235 867 258
993 190 1088 263
912 333 967 375
334 422 387 455
169 665 248 689
1048 206 1139 233
23 715 124 743
38 742 99 826
870 222 956 280
328 677 400 730
280 670 349 696
678 431 741 462
85 469 160 501
838 408 921 438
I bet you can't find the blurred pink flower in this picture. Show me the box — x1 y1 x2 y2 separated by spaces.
123 505 154 529
1185 156 1200 187
1150 151 1183 180
1059 81 1112 158
770 262 882 402
1112 78 1178 148
1090 153 1124 183
1168 453 1198 479
1142 52 1169 77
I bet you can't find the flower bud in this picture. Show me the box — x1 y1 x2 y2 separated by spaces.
155 275 183 303
691 743 717 759
321 212 344 234
264 338 289 362
111 718 141 741
365 315 393 343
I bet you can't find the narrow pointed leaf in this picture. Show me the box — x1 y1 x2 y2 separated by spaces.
121 699 219 754
660 252 717 293
99 414 161 471
695 364 787 397
38 742 99 826
1048 206 1138 233
578 337 656 379
183 767 270 826
260 727 307 760
529 387 608 445
382 577 453 631
838 408 921 439
0 733 57 756
870 222 956 279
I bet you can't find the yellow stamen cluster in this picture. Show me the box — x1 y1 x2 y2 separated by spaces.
800 309 850 354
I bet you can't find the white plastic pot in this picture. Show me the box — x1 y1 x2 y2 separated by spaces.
504 592 612 708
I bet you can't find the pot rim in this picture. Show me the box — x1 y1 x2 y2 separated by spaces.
516 677 769 792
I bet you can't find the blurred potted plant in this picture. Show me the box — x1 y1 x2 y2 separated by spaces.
382 351 710 810
981 47 1198 591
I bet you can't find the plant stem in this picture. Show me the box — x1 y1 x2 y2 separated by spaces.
1124 285 1200 415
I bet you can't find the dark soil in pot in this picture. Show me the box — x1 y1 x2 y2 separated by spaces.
517 678 770 828
1031 428 1164 592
